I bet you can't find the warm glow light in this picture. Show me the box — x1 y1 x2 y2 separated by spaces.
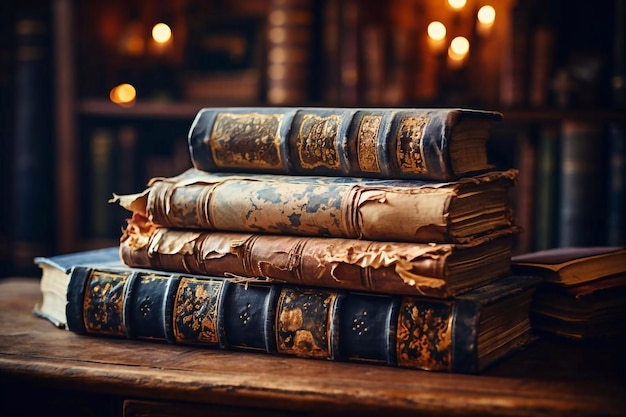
269 10 286 26
151 23 172 44
477 5 496 25
109 83 137 107
450 36 470 57
269 27 287 43
447 0 467 10
268 63 287 80
268 47 287 63
427 21 446 41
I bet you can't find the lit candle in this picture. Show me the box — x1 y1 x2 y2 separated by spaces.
151 22 172 55
447 36 469 68
448 0 467 10
110 83 137 107
427 21 447 53
477 5 496 36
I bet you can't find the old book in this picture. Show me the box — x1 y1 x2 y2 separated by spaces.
607 123 626 246
12 8 55 275
118 214 517 298
33 246 123 328
558 120 607 246
512 247 626 340
528 274 626 340
511 246 626 286
265 0 315 105
188 107 502 181
533 124 558 250
112 167 517 244
33 248 541 374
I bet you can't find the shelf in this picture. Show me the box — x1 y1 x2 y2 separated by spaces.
78 99 626 124
79 99 205 120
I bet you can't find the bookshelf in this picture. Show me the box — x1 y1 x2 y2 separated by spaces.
2 0 622 274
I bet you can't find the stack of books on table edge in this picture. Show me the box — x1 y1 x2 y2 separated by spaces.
34 107 543 374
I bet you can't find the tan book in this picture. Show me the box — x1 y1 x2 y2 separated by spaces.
112 168 517 244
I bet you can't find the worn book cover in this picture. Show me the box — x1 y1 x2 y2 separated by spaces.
512 246 626 340
188 107 502 180
119 213 517 298
529 274 626 340
33 247 541 373
511 246 626 286
112 168 518 244
33 246 123 328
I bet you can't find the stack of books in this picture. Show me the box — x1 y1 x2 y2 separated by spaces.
512 246 626 340
34 107 542 374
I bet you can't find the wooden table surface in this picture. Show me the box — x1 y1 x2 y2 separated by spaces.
0 277 625 417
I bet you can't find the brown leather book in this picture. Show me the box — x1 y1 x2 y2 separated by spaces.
118 213 517 298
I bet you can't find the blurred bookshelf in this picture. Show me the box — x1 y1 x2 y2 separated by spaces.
2 0 624 275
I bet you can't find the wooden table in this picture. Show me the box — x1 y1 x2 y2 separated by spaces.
0 277 625 417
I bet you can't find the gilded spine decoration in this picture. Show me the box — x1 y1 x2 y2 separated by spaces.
83 270 130 337
209 113 284 170
357 115 383 173
172 277 224 345
397 116 429 174
296 114 342 169
276 287 338 359
396 298 453 370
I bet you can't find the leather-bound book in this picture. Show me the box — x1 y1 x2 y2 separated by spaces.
187 107 502 181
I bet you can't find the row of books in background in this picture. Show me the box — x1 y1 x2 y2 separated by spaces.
69 0 623 110
489 118 626 254
34 107 626 376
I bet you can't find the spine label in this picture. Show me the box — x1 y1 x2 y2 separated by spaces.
398 116 429 174
210 112 284 170
296 114 342 169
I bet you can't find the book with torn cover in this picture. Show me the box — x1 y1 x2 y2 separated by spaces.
118 214 518 298
111 168 518 244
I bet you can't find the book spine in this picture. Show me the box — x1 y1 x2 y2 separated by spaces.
88 127 117 241
558 120 607 247
337 0 361 105
135 170 515 244
0 1 12 275
265 0 315 105
607 122 626 246
499 2 530 108
11 8 55 275
119 220 514 298
188 107 500 180
533 125 559 250
512 130 536 254
66 266 480 373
